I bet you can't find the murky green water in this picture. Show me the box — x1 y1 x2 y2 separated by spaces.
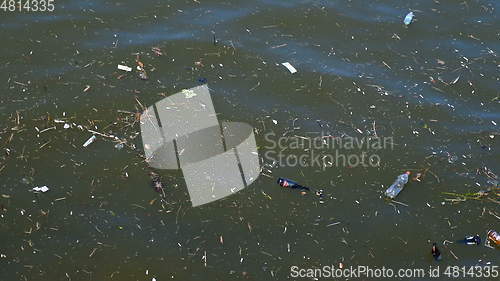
0 0 499 280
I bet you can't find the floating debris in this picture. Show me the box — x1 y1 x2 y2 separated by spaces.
182 89 197 99
431 243 442 261
281 62 297 74
117 64 132 72
82 135 96 147
151 46 163 56
138 71 149 80
136 58 149 80
403 12 414 26
277 178 310 193
385 172 410 199
450 76 460 85
32 186 49 193
487 230 500 246
463 235 481 245
149 172 164 194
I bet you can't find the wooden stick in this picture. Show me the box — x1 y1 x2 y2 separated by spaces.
489 211 500 220
39 126 56 133
449 250 459 260
391 200 409 207
39 141 52 150
87 129 116 139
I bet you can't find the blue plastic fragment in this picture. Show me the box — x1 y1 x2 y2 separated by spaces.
198 77 208 84
404 12 414 25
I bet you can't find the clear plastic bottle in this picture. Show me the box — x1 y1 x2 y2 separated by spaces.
385 171 410 199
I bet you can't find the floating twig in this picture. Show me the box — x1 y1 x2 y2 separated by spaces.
391 200 409 207
449 250 459 260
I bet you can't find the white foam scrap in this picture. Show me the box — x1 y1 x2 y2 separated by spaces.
32 186 49 193
281 62 297 74
272 119 278 125
63 124 70 129
117 64 132 72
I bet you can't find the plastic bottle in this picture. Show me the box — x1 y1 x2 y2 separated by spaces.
464 235 481 245
487 230 500 246
384 171 410 199
431 243 442 261
404 12 414 26
277 178 310 191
